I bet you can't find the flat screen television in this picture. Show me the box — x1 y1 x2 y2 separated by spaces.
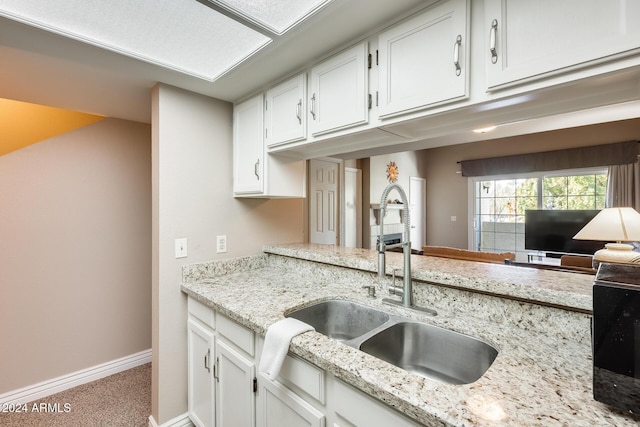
525 209 604 255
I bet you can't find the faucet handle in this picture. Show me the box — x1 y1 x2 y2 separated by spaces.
362 285 376 298
392 268 401 286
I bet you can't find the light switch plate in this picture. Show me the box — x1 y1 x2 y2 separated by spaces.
175 238 188 258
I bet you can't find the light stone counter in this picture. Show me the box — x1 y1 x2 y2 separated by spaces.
181 244 639 427
264 243 594 312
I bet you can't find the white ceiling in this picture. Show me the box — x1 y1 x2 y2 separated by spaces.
0 0 427 124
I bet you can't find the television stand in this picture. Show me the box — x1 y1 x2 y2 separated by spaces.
527 252 562 264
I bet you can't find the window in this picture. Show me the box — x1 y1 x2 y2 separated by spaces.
473 168 607 261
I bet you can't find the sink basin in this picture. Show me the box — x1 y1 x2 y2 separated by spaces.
359 322 498 384
287 300 389 342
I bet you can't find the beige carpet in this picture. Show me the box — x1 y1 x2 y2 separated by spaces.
0 363 151 427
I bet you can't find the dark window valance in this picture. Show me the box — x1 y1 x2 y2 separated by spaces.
460 141 638 177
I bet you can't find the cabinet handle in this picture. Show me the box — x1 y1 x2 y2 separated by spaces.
453 34 462 76
310 93 316 120
489 19 498 64
204 349 210 373
215 357 220 383
296 98 302 124
254 158 260 180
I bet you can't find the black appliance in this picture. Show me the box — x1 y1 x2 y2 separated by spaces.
525 209 603 255
592 263 640 414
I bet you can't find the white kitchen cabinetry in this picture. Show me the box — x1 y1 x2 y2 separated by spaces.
187 298 257 427
257 376 325 427
187 306 216 427
188 296 422 427
233 94 264 195
485 0 640 90
331 380 419 427
233 94 306 198
216 339 256 427
377 0 469 118
308 42 369 136
265 74 306 148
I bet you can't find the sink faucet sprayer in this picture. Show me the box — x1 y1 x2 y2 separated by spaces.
377 183 413 307
377 183 436 316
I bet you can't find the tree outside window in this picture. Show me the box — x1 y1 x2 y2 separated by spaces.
474 170 607 261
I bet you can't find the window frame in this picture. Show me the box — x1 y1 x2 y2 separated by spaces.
467 166 608 260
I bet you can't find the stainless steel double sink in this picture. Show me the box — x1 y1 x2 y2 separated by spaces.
286 299 498 385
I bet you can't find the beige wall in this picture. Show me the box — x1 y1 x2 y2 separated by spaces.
0 118 152 393
420 118 640 248
369 151 425 201
152 84 305 424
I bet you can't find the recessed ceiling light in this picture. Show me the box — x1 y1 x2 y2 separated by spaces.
473 126 497 134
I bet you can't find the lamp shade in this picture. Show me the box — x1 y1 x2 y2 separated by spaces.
573 207 640 242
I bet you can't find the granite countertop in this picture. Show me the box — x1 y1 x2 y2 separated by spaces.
181 244 638 427
263 243 595 312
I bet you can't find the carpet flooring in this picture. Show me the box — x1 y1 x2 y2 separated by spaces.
0 363 151 427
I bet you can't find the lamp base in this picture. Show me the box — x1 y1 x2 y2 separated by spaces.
593 243 640 267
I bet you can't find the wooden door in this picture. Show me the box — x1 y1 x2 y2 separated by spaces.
309 159 339 245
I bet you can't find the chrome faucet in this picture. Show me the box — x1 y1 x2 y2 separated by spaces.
377 183 413 308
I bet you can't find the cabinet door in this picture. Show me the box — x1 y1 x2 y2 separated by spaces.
188 319 215 427
309 42 368 136
234 94 264 195
216 340 256 427
332 380 418 427
257 375 325 427
485 0 640 90
378 0 468 118
265 74 306 148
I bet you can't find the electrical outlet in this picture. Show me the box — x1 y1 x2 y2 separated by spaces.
217 235 227 253
175 238 188 258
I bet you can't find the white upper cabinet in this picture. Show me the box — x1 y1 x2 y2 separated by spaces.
233 94 306 198
377 0 469 118
485 0 640 90
308 42 369 136
265 74 306 148
233 94 264 195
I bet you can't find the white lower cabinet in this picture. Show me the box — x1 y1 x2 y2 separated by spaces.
187 318 215 427
188 297 419 427
330 380 419 427
188 298 256 427
257 375 325 427
216 339 256 427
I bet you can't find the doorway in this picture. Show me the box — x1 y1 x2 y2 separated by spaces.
409 176 426 250
344 167 362 248
309 159 340 245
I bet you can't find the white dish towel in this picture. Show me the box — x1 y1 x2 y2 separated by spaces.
259 318 315 381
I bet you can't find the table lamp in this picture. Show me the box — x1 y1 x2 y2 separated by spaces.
573 207 640 265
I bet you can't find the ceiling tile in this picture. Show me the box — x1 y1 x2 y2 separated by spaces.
211 0 332 34
0 0 272 81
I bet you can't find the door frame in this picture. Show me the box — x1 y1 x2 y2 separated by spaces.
344 167 362 248
308 157 343 245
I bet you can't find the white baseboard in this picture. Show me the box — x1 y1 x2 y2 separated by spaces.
148 413 194 427
0 348 152 406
